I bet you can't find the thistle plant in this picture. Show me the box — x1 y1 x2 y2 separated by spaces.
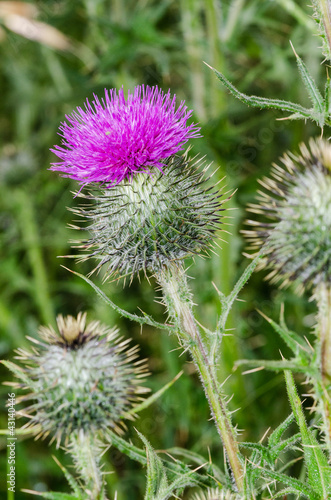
4 3 331 499
4 312 149 499
243 138 331 294
71 154 227 281
241 138 331 455
51 84 245 492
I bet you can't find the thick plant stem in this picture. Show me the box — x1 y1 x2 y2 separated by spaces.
317 0 331 60
157 262 244 491
316 282 331 452
70 430 105 500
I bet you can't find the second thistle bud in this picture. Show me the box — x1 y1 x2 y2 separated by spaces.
244 138 331 293
73 154 228 280
12 313 148 446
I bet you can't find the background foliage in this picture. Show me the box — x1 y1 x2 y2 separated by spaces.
0 0 324 498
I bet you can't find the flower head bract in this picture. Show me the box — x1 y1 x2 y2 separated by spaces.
243 138 331 293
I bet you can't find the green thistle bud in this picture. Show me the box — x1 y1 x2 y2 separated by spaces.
190 489 242 500
72 153 229 281
12 312 149 446
243 138 331 293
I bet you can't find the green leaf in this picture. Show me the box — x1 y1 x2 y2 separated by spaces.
105 429 147 466
205 63 314 120
63 267 176 334
271 433 301 461
52 456 83 499
105 429 214 489
236 358 316 375
285 370 331 497
271 487 309 499
137 431 169 500
217 253 264 333
165 447 229 487
290 42 324 119
240 442 268 453
250 464 318 498
259 309 310 360
138 431 201 500
268 413 295 449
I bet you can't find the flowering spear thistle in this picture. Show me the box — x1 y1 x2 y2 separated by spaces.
244 138 331 451
50 85 201 186
51 86 244 491
11 312 148 444
5 313 149 498
72 153 228 280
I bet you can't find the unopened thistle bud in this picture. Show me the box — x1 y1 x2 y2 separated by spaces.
50 85 228 280
244 138 331 293
11 313 148 446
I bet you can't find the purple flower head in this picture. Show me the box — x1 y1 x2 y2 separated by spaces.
50 85 201 187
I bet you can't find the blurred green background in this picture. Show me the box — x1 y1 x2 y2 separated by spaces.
0 0 324 498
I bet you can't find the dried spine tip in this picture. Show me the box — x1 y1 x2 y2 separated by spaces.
12 312 149 446
72 153 229 281
244 138 331 294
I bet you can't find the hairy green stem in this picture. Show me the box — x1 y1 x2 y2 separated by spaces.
317 0 331 60
157 262 244 491
70 430 105 500
316 282 331 453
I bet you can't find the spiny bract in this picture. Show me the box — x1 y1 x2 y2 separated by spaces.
12 313 148 446
72 153 229 281
244 138 331 293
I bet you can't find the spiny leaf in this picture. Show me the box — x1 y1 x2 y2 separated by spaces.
268 413 295 449
166 447 228 486
285 370 331 498
62 267 177 334
137 431 169 500
217 252 264 333
271 487 309 499
52 456 83 498
236 358 316 375
137 431 201 500
250 464 318 498
290 42 324 119
258 309 310 360
205 63 314 120
270 433 301 461
105 429 214 488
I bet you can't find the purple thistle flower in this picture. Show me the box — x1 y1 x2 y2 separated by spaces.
50 85 201 187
